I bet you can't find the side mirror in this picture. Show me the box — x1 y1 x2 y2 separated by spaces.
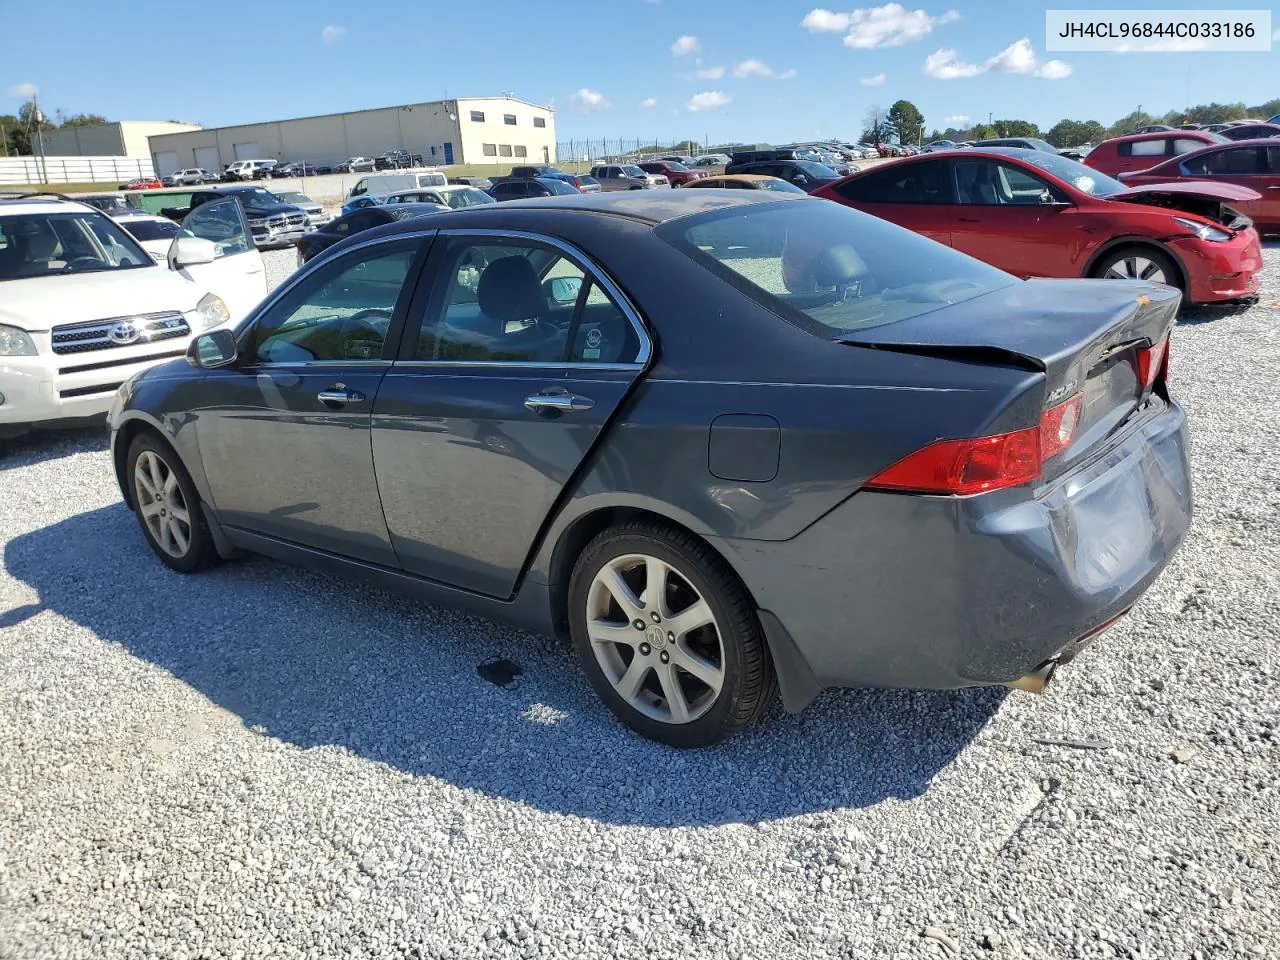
187 328 239 369
1039 191 1071 207
546 275 582 305
170 236 217 269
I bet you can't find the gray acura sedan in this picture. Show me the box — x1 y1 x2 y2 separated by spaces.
108 191 1191 746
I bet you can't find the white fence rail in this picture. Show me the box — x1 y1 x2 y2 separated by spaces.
0 155 156 185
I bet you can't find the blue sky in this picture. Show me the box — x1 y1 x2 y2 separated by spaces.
3 1 1277 143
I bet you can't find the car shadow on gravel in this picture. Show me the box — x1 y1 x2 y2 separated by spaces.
6 505 1005 827
0 424 108 469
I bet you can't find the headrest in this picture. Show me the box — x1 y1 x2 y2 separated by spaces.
477 255 544 323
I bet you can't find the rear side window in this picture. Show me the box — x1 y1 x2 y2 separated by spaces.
835 161 952 204
1121 139 1167 157
1172 138 1207 155
659 201 1014 337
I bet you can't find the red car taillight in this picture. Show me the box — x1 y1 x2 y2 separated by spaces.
1135 336 1169 390
867 394 1084 495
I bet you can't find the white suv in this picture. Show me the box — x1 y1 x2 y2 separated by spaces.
0 195 268 447
224 159 276 181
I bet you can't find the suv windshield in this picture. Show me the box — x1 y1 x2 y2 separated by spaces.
0 211 153 280
622 165 646 178
1003 150 1129 197
659 200 1014 336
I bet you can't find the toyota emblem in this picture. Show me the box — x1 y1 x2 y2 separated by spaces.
108 321 141 345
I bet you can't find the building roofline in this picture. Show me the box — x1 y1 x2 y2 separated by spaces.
147 97 555 141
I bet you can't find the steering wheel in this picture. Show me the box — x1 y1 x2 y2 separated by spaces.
337 308 392 360
62 257 105 272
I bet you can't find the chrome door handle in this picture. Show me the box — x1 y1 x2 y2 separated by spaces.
317 388 366 404
524 392 595 413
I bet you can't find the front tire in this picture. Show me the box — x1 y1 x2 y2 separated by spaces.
568 521 776 746
127 432 217 573
1091 245 1180 292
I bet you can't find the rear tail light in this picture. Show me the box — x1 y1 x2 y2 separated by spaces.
1135 336 1169 390
867 393 1084 496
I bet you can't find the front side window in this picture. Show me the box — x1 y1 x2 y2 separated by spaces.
248 240 420 363
660 201 1014 337
0 212 152 280
443 188 493 209
999 150 1127 197
414 237 638 364
955 160 1064 205
180 199 253 259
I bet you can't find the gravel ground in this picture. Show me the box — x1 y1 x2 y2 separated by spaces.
1 245 1277 960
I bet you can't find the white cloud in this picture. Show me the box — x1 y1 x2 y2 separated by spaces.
640 97 657 109
671 34 701 56
1138 37 1209 52
687 90 732 112
802 4 959 48
943 114 970 124
696 65 726 79
777 68 798 80
861 72 886 86
801 8 852 31
733 59 774 78
320 24 346 44
570 88 610 112
6 82 37 98
924 38 1071 80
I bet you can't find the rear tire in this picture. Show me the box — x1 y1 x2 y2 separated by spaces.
1091 245 1181 292
127 432 218 573
568 520 776 747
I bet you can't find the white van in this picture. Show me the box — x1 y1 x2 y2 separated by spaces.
347 170 449 200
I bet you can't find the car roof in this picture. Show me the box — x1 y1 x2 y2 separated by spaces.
1105 130 1216 143
381 188 790 231
0 195 100 216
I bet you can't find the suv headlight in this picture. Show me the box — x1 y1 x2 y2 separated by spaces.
195 294 230 331
1173 216 1231 243
0 324 37 357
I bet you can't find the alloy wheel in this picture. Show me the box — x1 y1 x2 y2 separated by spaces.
585 553 725 724
1102 255 1168 285
133 450 192 559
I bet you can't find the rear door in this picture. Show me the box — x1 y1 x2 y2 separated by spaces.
170 198 267 321
196 235 431 563
829 159 954 245
950 157 1074 277
371 230 651 598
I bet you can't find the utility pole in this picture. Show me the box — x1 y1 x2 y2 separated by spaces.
32 93 48 183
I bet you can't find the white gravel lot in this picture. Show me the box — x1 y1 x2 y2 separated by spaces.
1 244 1277 960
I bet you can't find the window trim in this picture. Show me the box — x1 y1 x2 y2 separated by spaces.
396 228 652 370
233 231 436 368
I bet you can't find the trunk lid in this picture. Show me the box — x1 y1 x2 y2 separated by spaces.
838 278 1179 473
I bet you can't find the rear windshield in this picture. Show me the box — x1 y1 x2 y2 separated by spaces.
658 200 1014 336
120 218 180 243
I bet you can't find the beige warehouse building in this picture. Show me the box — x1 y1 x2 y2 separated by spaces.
42 121 201 159
146 96 556 175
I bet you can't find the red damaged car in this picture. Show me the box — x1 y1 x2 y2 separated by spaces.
814 147 1262 304
1117 140 1280 234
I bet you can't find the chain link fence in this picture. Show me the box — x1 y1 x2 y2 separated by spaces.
554 138 723 169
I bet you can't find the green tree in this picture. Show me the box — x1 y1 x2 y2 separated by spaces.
970 122 994 141
1046 118 1107 147
991 119 1040 138
886 99 925 145
57 112 109 127
1108 110 1156 137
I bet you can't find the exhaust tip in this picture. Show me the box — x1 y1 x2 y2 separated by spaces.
1004 661 1056 695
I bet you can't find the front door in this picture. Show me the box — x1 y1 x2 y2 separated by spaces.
168 198 267 321
1182 146 1279 228
831 158 954 245
196 235 430 564
949 158 1074 278
371 232 649 598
